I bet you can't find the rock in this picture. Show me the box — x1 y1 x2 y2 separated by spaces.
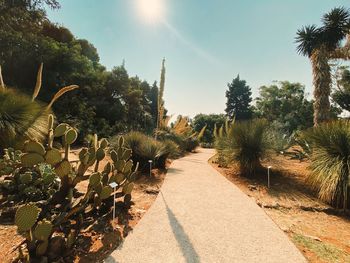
248 185 257 191
304 235 322 242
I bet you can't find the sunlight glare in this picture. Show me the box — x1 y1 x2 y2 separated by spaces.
136 0 165 24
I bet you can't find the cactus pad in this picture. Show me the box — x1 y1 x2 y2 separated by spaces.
99 138 109 149
89 172 101 186
114 172 125 184
55 160 71 177
21 153 45 167
66 230 76 249
123 160 133 174
118 137 125 147
34 220 53 241
36 240 49 256
15 204 41 232
96 147 105 161
45 149 62 166
99 186 113 200
122 149 132 160
122 183 134 195
115 160 126 172
24 141 45 156
65 128 78 145
110 150 118 162
93 182 103 194
19 172 33 184
48 114 54 129
54 123 69 137
103 162 112 175
117 147 124 158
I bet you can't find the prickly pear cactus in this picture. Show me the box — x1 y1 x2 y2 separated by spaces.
34 220 53 241
15 204 41 232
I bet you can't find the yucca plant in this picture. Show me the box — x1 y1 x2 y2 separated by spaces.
215 119 270 175
0 64 78 151
305 120 350 210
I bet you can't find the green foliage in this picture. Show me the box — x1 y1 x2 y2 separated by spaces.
214 119 271 175
0 64 78 151
0 89 49 150
0 2 162 140
333 66 350 112
225 75 253 121
114 131 178 171
0 163 60 202
156 115 204 153
255 82 314 134
304 120 350 210
5 115 138 262
193 114 226 145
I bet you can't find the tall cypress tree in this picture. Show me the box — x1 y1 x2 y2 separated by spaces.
225 75 253 120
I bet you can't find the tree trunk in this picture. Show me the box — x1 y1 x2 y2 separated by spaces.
311 48 331 126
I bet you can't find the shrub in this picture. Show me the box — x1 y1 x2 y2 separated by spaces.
214 119 270 175
112 131 178 171
0 64 78 151
305 120 350 210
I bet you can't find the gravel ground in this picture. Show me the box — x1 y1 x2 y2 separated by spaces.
106 148 306 263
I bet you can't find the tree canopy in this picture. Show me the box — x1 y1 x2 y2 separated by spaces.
0 0 162 142
225 75 253 121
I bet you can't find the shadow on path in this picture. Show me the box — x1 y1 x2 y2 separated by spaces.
160 192 200 263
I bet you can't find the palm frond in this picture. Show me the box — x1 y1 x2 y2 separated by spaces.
296 25 322 57
321 7 350 50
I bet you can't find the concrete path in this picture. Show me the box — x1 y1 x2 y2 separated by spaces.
106 148 306 263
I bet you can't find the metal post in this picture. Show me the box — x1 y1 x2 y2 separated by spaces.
148 160 152 177
267 166 272 188
113 186 116 220
109 182 118 221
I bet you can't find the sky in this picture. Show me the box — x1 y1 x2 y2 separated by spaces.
47 0 350 117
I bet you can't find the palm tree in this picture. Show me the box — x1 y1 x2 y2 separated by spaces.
296 7 350 126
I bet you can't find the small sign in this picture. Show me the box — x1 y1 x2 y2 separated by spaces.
109 182 118 188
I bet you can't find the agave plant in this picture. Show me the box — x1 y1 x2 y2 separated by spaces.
0 64 78 150
214 119 270 175
305 120 350 210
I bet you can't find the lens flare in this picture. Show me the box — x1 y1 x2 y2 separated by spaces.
136 0 165 24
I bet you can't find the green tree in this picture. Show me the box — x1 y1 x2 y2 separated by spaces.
225 75 253 120
0 0 164 141
193 114 226 144
256 82 314 133
333 66 350 112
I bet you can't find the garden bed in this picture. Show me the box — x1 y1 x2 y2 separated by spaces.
211 153 350 263
0 150 168 263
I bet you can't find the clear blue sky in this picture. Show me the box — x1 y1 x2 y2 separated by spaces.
47 0 349 117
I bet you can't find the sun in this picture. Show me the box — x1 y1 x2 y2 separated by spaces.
135 0 165 24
